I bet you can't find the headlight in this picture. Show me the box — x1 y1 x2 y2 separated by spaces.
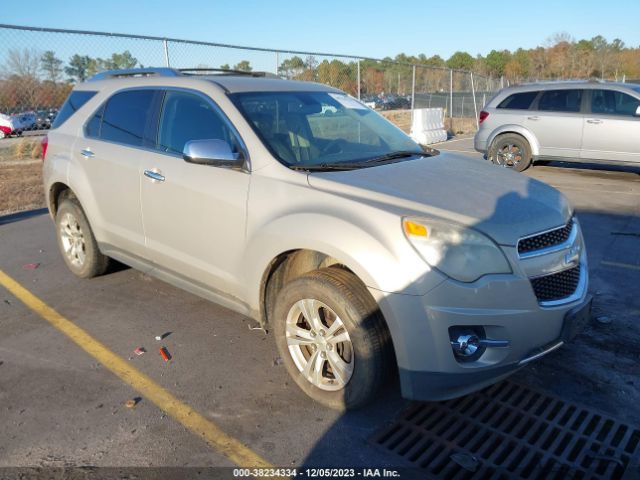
403 217 511 282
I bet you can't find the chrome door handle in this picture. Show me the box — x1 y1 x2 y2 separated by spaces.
527 116 539 121
80 148 94 158
143 169 165 182
586 119 603 124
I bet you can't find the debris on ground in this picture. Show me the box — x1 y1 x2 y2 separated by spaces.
272 357 284 366
3 299 10 305
159 347 171 362
22 263 40 270
125 397 141 408
155 332 171 341
133 347 146 356
450 452 479 472
596 315 612 325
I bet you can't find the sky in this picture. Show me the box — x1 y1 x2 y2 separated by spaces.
2 0 639 60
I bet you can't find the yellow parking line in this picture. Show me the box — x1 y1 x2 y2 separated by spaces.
0 269 273 469
601 260 640 272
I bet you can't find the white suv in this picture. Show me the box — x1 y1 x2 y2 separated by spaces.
475 81 640 171
43 68 591 409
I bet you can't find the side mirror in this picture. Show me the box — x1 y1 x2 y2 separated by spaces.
183 139 245 170
635 105 640 117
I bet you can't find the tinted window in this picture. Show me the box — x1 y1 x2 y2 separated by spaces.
158 91 240 155
538 89 582 113
497 91 537 110
101 90 156 147
591 89 640 116
85 104 104 138
51 91 97 129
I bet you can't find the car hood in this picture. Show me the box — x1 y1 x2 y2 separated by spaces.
306 153 571 246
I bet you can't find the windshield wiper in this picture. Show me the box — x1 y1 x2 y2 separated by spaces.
289 163 364 172
361 150 425 164
288 151 427 172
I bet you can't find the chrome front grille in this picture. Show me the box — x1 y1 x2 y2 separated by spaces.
517 219 574 255
517 218 585 306
530 265 582 302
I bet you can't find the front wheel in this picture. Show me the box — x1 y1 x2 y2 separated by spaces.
488 133 532 172
272 267 393 410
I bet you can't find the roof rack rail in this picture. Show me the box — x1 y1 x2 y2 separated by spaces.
89 68 181 81
88 67 281 82
178 68 281 78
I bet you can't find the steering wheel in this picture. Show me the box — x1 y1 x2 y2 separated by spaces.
321 139 345 155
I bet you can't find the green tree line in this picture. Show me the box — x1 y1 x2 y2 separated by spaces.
2 33 639 112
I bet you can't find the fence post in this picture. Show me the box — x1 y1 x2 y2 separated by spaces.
163 39 170 67
449 69 453 120
357 59 361 100
471 71 478 129
275 52 279 76
411 64 416 122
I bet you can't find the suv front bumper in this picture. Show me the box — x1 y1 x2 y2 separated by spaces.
371 270 591 401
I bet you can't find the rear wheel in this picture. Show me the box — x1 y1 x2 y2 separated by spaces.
272 267 393 410
55 198 110 278
0 131 4 139
488 133 532 172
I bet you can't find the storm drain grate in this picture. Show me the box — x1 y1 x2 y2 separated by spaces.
371 381 640 479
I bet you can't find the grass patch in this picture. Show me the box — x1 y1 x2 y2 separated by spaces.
0 138 45 215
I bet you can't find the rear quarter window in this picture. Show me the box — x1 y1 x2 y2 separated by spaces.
497 91 538 110
51 91 97 129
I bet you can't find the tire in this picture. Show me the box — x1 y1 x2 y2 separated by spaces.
488 133 532 172
55 198 110 278
272 267 393 410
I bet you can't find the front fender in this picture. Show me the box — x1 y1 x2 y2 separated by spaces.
241 212 446 315
487 124 540 156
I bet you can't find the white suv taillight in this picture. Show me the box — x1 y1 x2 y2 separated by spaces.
479 111 489 124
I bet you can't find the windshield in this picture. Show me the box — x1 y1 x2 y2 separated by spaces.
230 91 423 168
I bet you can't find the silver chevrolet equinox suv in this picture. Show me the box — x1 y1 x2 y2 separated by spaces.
42 68 592 409
475 81 640 171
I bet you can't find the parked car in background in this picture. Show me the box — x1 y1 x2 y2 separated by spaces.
475 81 640 171
35 109 59 130
361 94 382 109
43 68 590 409
0 111 37 138
379 94 411 110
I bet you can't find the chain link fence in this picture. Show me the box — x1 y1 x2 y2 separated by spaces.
0 24 503 132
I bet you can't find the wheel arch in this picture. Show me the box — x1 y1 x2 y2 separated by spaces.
487 125 539 157
259 249 360 328
48 182 76 217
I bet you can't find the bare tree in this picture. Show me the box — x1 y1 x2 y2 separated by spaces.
4 48 41 79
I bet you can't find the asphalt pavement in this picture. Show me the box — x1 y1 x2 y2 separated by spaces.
0 139 638 473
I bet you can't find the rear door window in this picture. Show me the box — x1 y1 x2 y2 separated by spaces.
497 91 538 110
591 89 640 116
99 90 158 147
51 91 97 129
537 89 583 113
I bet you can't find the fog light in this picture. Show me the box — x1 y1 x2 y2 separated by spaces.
451 334 480 357
449 326 510 362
